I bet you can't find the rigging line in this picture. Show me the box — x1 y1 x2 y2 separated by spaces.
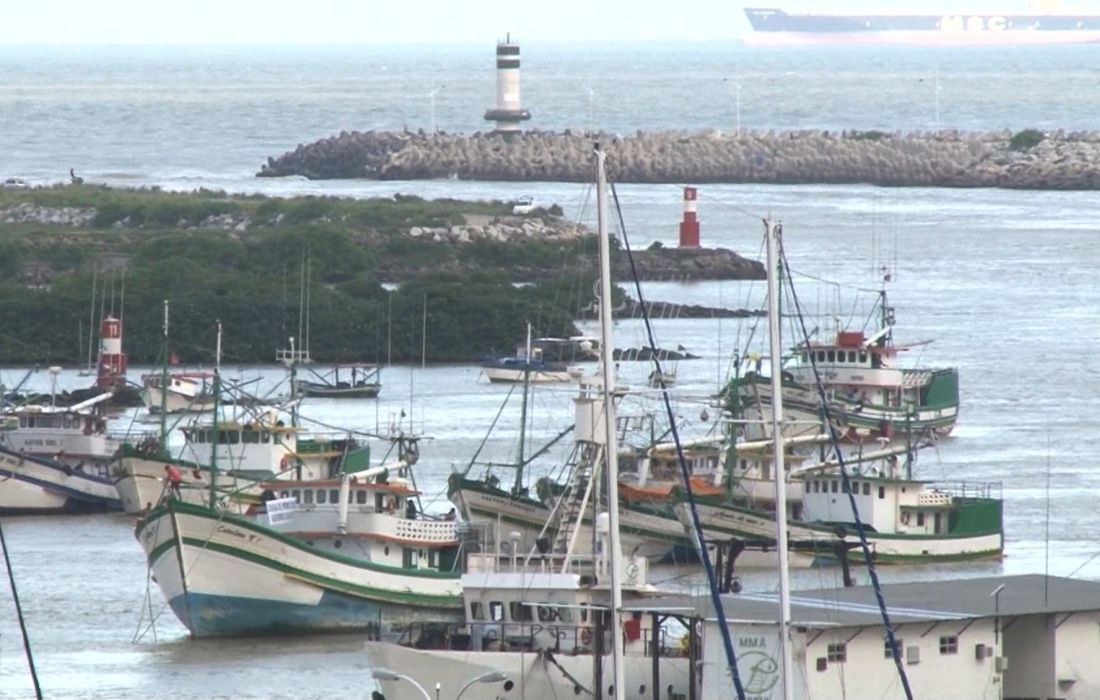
702 194 772 224
457 382 519 481
609 179 747 700
777 230 914 700
0 516 44 699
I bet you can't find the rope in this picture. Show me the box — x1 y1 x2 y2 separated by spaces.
609 177 747 700
777 225 914 700
0 516 44 699
543 649 593 696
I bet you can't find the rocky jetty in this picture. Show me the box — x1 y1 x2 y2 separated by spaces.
258 128 1100 190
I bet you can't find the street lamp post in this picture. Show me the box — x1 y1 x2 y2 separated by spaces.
372 668 430 700
991 584 1006 650
455 670 508 700
429 84 444 134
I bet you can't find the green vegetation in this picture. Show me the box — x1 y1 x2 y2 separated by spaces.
1009 128 1045 151
847 130 888 141
0 186 603 365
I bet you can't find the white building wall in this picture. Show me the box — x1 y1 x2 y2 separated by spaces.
704 619 999 699
1054 611 1100 699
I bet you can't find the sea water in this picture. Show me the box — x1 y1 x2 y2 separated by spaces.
1 42 1099 697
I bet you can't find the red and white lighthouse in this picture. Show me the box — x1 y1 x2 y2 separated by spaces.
96 315 128 389
678 187 700 248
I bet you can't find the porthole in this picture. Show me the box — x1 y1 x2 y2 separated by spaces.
639 685 646 695
502 680 514 693
384 546 390 556
334 540 342 549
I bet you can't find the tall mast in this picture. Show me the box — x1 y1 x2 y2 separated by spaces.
86 266 97 372
513 322 531 495
159 301 170 451
595 145 626 700
765 219 794 700
209 320 222 508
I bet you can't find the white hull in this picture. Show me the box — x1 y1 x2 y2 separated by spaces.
483 367 574 383
112 453 257 515
142 385 215 414
454 485 687 561
136 501 463 636
366 641 691 700
0 447 120 514
677 501 1003 564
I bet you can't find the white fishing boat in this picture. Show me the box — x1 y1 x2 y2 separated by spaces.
0 392 127 514
141 370 216 414
0 392 121 471
134 322 463 638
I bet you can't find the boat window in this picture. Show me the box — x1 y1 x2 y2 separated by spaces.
830 481 838 494
863 483 871 496
228 431 240 445
848 351 857 363
356 490 367 505
826 351 836 363
816 351 825 363
579 604 589 623
740 459 748 471
18 416 27 428
878 486 886 499
330 489 339 503
243 430 258 444
509 602 533 622
848 481 856 494
428 550 438 568
291 490 301 502
916 512 925 527
489 601 504 622
280 490 289 498
470 601 484 620
303 490 314 504
403 548 419 568
317 490 327 504
261 432 271 443
376 493 385 511
859 351 868 363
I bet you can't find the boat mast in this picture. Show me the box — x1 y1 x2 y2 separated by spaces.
595 145 626 700
159 300 170 451
513 322 532 495
765 218 795 700
87 266 97 373
209 320 222 508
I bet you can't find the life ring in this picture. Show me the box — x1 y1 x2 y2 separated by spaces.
580 627 592 646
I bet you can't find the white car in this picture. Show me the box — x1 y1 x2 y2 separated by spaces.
2 178 29 189
511 196 535 215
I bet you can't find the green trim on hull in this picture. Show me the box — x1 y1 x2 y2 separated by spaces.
138 499 462 582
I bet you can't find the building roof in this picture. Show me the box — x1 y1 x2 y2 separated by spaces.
623 574 1100 629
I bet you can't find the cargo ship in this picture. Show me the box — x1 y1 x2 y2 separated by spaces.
743 6 1100 46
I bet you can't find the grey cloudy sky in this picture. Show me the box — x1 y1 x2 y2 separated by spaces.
5 0 749 44
6 1 1095 44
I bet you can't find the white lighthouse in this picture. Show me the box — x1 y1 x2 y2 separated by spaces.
483 33 531 132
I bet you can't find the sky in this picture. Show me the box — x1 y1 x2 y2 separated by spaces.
6 1 1100 44
2 0 748 44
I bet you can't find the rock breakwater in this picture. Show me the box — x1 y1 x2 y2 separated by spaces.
258 129 1100 190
